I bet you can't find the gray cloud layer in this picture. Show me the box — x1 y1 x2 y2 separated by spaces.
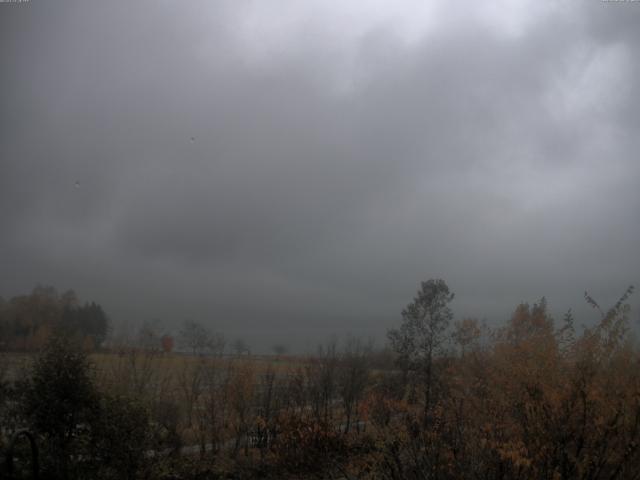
1 1 639 351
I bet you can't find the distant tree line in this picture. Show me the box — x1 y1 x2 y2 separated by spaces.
0 285 109 351
125 318 227 355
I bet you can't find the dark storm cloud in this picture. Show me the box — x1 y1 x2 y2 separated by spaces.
1 1 639 350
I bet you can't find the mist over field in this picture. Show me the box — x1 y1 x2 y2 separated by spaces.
1 0 639 351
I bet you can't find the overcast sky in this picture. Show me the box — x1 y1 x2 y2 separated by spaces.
1 0 638 352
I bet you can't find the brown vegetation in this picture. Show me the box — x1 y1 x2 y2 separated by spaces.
1 281 639 479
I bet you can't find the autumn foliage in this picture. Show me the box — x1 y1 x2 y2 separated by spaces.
1 281 639 480
367 285 640 480
0 286 109 351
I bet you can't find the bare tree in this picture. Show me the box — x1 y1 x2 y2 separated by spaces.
255 365 282 458
177 356 204 431
136 319 162 352
306 340 339 426
338 337 372 433
387 278 454 426
233 338 250 356
228 361 256 458
451 318 481 357
179 319 225 356
201 357 231 455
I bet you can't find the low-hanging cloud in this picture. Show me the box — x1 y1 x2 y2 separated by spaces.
1 0 638 351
